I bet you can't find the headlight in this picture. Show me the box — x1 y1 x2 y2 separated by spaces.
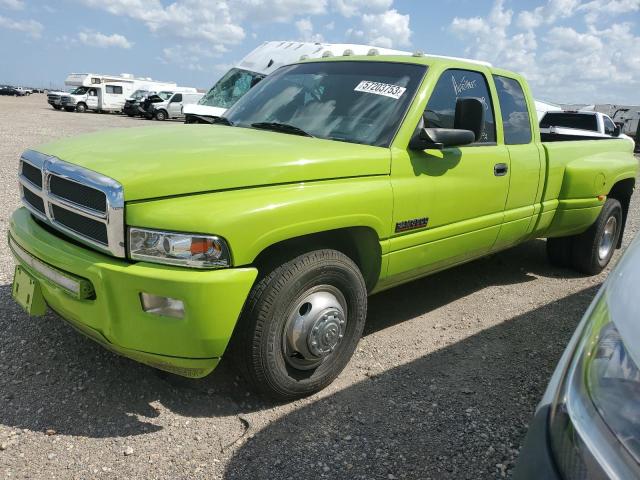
549 294 640 479
128 227 231 269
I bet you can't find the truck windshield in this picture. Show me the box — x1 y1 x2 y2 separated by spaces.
541 112 598 131
199 68 265 109
71 87 88 95
130 89 149 100
157 91 173 101
224 61 427 147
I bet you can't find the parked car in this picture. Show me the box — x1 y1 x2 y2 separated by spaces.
0 86 26 96
515 231 640 479
9 54 637 400
540 110 635 145
148 92 204 121
138 91 174 118
123 89 154 117
47 90 69 110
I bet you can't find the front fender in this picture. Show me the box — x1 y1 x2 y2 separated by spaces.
125 176 393 266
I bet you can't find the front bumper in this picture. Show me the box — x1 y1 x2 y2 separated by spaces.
9 207 258 378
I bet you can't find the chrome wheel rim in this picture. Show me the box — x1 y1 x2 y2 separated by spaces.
282 286 347 371
598 216 618 261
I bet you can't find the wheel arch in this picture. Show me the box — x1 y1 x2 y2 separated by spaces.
607 177 635 248
252 226 382 292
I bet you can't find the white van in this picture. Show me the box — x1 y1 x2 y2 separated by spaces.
184 41 410 124
148 92 205 121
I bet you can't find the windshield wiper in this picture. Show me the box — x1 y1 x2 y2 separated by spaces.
211 116 234 126
250 122 314 138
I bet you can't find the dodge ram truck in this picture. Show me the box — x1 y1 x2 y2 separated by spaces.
9 55 638 400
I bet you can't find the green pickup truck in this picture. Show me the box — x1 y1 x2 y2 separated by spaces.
10 55 637 399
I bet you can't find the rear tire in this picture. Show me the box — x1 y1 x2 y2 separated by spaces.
570 198 622 275
547 199 622 275
233 249 367 400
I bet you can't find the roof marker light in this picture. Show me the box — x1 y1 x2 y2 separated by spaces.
412 50 425 57
343 49 354 56
299 54 309 61
367 49 379 56
322 51 334 58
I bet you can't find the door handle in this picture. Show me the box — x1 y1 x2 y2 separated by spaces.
494 163 508 176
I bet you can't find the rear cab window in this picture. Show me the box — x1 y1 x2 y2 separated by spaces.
540 112 598 131
424 68 496 144
603 116 617 135
493 75 532 145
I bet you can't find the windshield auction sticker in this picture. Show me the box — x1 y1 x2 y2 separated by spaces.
354 81 406 99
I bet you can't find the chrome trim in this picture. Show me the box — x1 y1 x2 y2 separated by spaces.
9 236 81 295
18 150 125 257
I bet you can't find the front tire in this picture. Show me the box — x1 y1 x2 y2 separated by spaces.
154 110 167 121
233 249 367 400
76 103 87 113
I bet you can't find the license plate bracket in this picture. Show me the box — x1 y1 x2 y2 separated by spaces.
12 266 46 316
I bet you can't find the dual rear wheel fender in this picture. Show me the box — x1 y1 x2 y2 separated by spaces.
547 198 623 275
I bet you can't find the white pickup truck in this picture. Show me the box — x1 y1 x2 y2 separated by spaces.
539 110 634 144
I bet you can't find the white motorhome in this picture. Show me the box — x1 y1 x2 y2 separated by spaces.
58 73 179 113
184 41 412 124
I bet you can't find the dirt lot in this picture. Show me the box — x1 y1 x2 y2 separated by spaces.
0 94 638 480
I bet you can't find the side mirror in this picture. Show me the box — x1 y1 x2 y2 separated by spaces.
454 97 485 141
613 125 621 137
410 128 476 150
409 97 485 150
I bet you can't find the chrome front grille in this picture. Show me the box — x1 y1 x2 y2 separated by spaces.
18 150 125 257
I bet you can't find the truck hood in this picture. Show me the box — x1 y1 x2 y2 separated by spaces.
35 124 390 201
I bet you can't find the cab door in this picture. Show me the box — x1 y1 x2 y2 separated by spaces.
85 88 99 110
386 68 510 284
491 74 543 249
168 93 183 118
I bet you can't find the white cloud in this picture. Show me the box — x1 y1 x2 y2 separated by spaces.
78 30 133 48
579 0 640 24
332 0 392 17
0 0 25 10
0 15 42 38
349 8 411 48
295 18 324 42
450 0 640 103
516 0 580 30
77 0 414 72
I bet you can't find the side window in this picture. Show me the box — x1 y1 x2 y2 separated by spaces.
172 93 183 103
106 85 123 94
424 69 496 143
493 75 532 145
603 116 616 135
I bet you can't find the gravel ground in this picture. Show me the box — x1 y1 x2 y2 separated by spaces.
0 94 638 480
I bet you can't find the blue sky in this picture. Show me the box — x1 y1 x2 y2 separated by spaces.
0 0 639 104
